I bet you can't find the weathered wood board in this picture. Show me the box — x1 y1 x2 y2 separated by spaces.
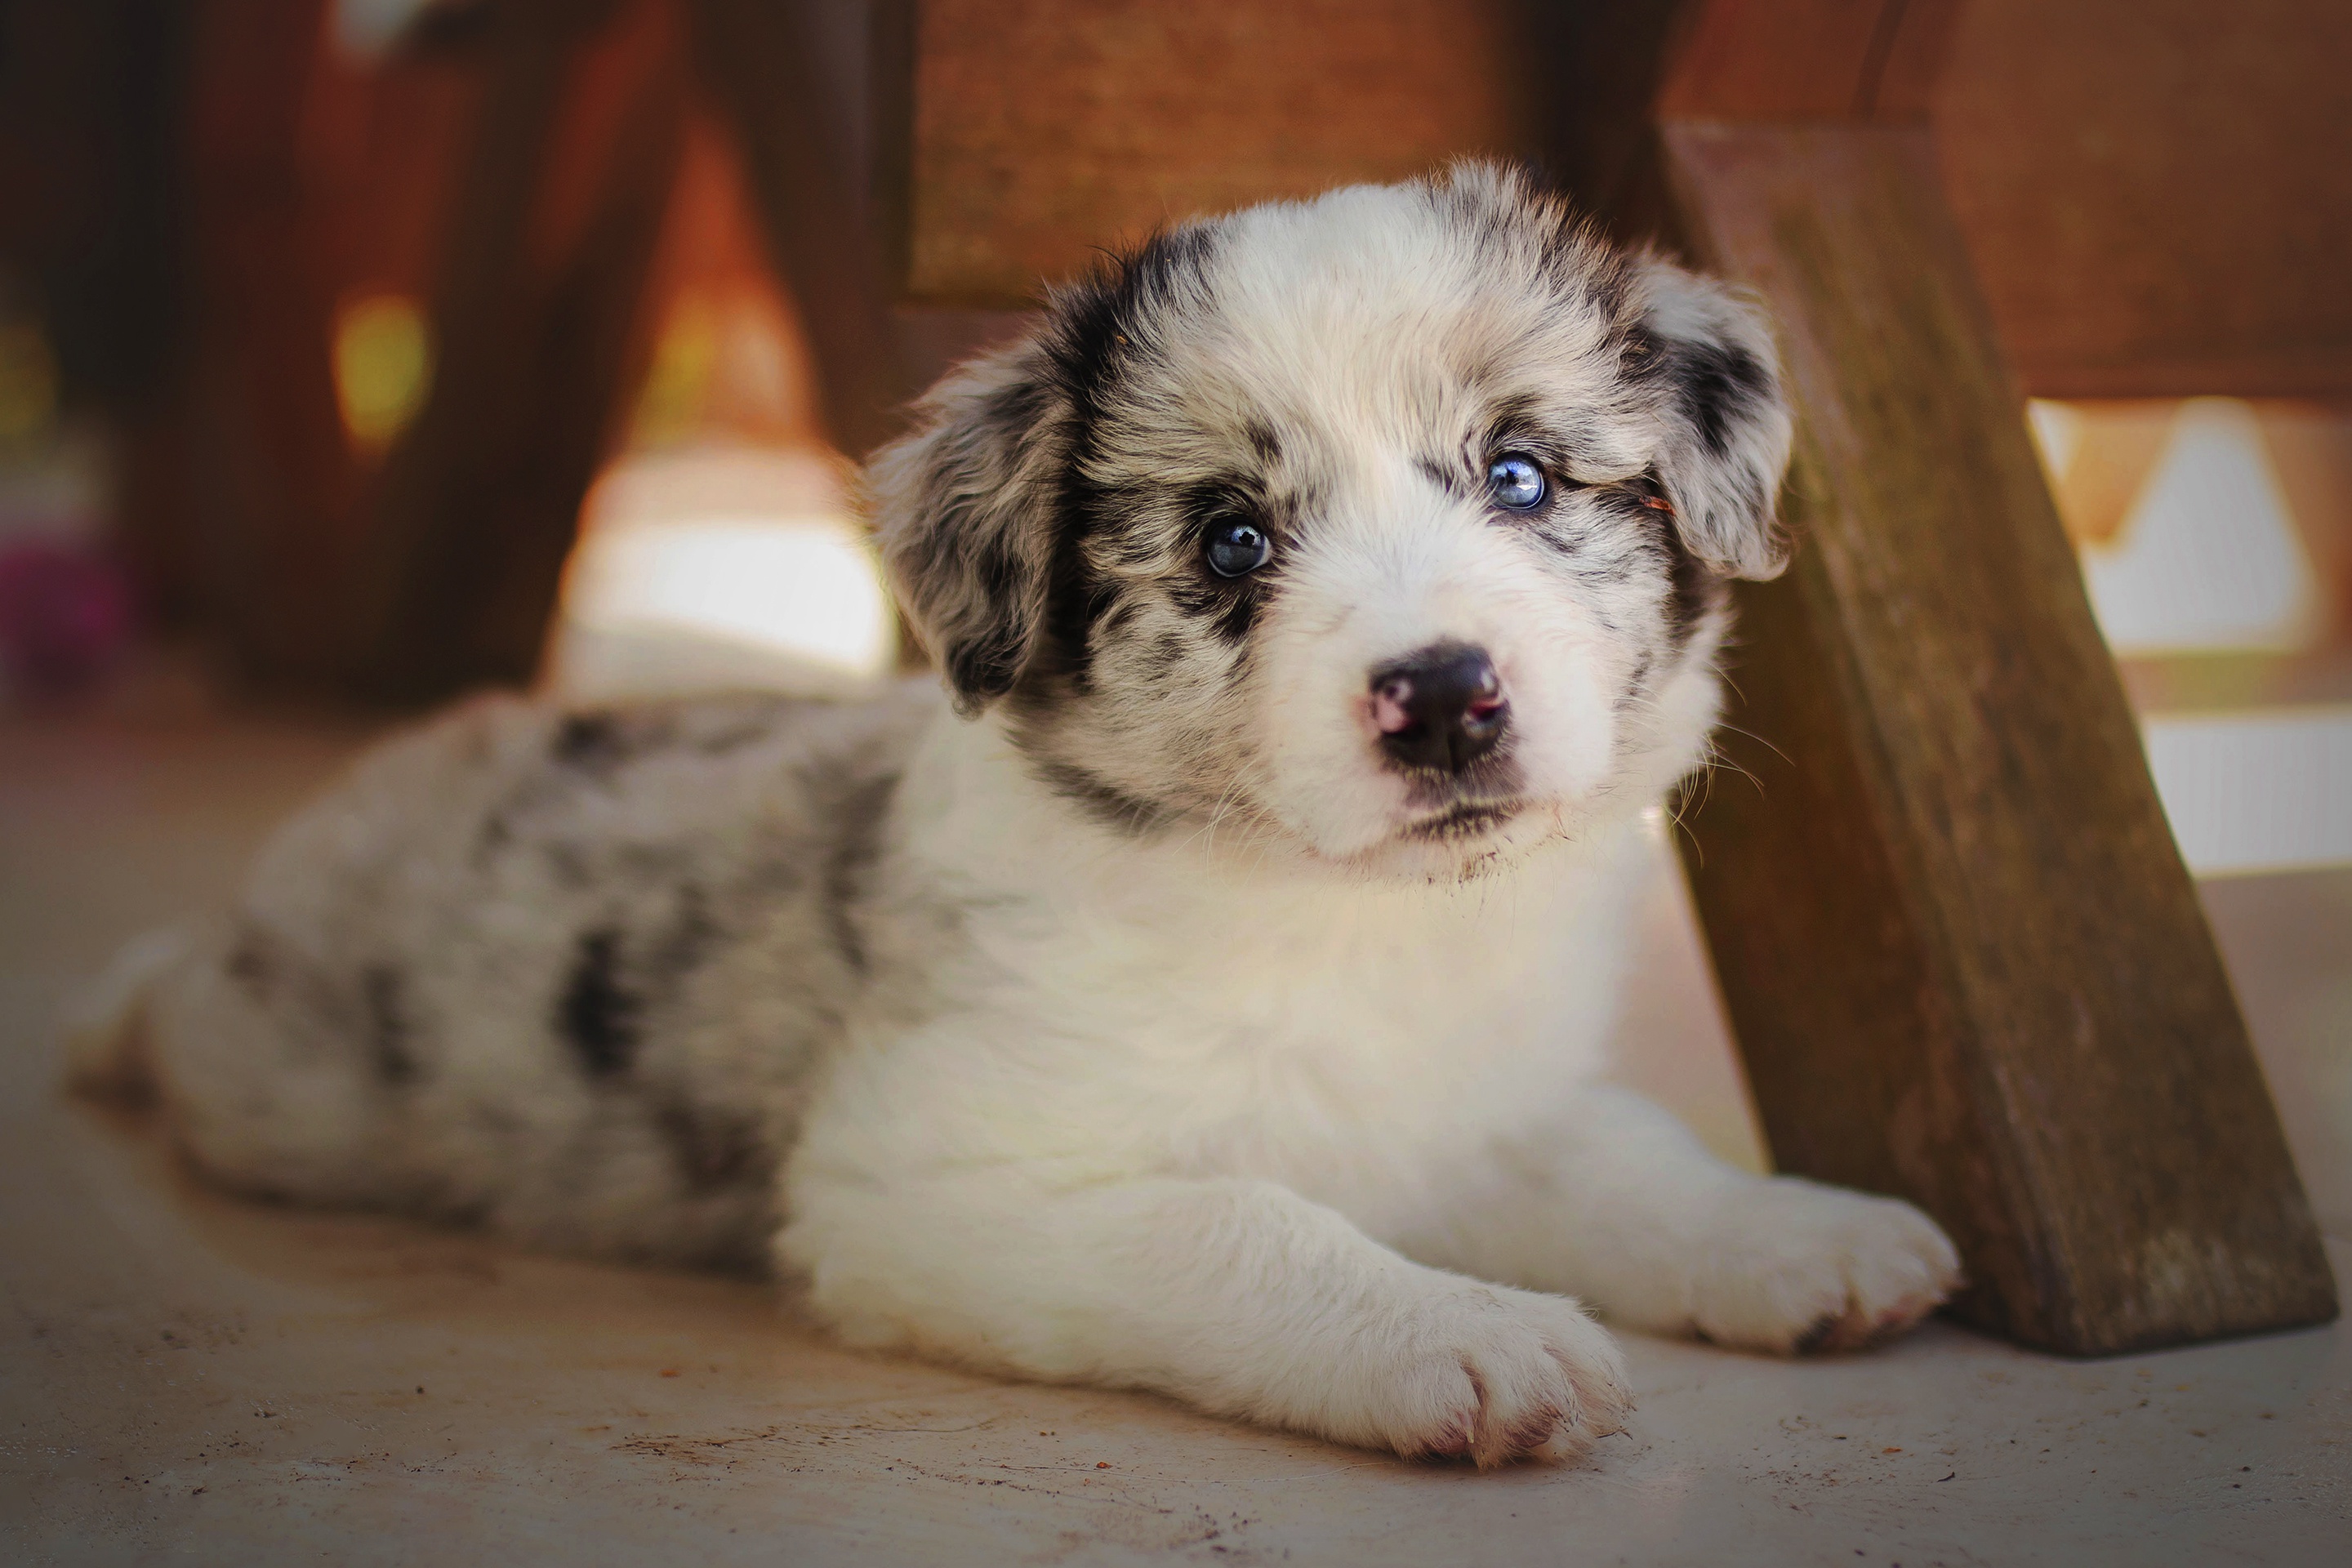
1660 120 2336 1353
899 0 2352 396
902 0 1531 305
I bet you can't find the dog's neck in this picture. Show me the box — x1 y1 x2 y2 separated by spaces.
875 697 1651 1113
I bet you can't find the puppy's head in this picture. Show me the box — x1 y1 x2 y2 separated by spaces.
866 163 1793 879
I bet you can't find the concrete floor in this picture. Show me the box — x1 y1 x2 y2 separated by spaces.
3 702 2348 1566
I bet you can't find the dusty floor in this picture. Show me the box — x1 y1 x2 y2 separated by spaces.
2 703 2347 1566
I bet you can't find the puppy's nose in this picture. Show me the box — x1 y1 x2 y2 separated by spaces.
1370 642 1508 774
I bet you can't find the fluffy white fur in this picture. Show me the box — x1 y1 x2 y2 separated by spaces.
71 165 1958 1468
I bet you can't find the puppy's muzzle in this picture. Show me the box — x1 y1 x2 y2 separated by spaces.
1370 641 1508 775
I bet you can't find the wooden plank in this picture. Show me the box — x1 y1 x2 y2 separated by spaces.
1659 119 2337 1354
1935 0 2352 398
896 0 2352 392
173 0 368 684
685 0 910 457
1653 0 1958 120
902 0 1530 305
350 0 686 702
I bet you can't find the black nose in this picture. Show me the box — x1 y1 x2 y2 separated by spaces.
1370 642 1508 774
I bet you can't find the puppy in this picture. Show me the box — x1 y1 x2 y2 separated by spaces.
71 163 1958 1467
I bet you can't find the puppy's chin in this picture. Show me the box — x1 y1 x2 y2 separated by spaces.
1321 800 1566 884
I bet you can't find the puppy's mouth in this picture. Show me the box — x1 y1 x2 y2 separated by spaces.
1399 799 1523 842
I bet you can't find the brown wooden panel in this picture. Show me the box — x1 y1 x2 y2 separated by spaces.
902 0 2352 391
1936 0 2352 398
688 0 911 457
1661 120 2336 1354
350 0 687 702
1655 0 1957 120
904 0 1530 305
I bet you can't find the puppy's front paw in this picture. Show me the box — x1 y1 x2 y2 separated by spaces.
1687 1178 1961 1354
1335 1281 1631 1468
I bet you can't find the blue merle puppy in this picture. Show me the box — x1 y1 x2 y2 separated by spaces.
74 163 1958 1468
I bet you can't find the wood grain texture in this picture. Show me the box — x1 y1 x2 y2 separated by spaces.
687 0 911 457
1936 0 2352 398
1654 0 1957 121
903 0 1531 305
350 0 684 702
1661 121 2337 1354
902 0 2352 396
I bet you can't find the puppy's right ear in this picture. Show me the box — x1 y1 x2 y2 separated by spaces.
864 338 1072 713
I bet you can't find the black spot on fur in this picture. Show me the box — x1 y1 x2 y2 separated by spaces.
471 809 512 866
1025 224 1226 696
1049 573 1125 695
1165 580 1262 648
653 1098 773 1196
552 710 679 774
1635 473 1717 650
1623 653 1654 702
225 927 273 998
1662 524 1715 649
1414 456 1464 497
553 713 623 768
1245 419 1281 464
950 525 1041 700
1140 631 1188 679
1032 759 1174 836
361 965 418 1085
558 929 639 1078
1662 339 1768 458
820 773 899 975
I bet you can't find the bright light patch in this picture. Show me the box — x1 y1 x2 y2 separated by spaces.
2143 707 2352 878
333 294 434 453
2025 398 2082 482
0 321 59 440
548 447 893 701
2075 399 2322 655
331 0 433 59
571 519 889 670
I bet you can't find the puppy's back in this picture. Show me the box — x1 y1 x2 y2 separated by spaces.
87 681 937 1272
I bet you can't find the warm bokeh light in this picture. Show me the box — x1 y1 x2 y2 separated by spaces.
331 292 434 454
0 319 58 442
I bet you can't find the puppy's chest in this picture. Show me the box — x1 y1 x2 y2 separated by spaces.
1013 876 1619 1179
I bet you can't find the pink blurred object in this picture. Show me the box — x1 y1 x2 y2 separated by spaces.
0 537 135 698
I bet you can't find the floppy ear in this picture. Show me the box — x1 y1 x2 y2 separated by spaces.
1632 258 1797 581
862 336 1072 713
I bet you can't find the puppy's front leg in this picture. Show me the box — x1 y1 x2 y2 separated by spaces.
783 1174 1630 1465
1409 1086 1961 1353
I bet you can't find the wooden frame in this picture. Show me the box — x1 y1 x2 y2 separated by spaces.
1637 1 2336 1353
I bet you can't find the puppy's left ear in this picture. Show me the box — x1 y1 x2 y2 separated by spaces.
1632 258 1797 580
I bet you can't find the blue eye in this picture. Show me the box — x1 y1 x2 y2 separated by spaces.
1205 519 1272 577
1487 453 1548 510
